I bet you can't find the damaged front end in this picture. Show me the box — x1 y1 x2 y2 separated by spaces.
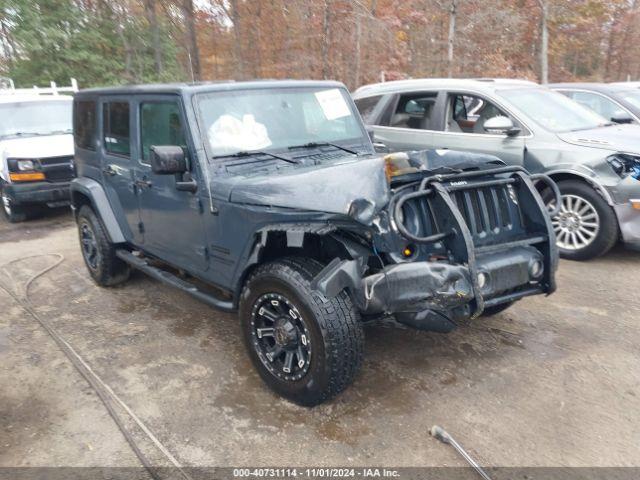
312 150 560 332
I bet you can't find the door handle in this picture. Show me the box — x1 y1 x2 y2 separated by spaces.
103 165 117 176
134 179 153 189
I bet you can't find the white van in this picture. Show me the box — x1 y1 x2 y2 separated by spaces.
0 79 76 222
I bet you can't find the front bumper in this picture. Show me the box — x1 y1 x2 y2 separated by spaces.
614 201 640 250
314 245 549 332
4 181 71 206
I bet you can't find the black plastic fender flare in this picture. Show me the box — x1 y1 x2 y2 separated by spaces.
70 177 126 244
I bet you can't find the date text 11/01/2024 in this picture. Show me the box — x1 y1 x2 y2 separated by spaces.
232 468 400 477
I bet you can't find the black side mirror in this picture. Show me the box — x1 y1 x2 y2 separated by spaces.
150 145 187 175
611 111 634 124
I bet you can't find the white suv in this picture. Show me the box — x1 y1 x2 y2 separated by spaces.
0 79 76 222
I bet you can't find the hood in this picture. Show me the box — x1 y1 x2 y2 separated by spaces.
557 124 640 154
226 156 389 219
0 134 74 159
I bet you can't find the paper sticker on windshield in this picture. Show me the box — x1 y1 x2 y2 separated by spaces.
315 89 351 120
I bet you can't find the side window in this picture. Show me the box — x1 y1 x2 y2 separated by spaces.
74 100 96 150
569 91 621 120
389 93 438 130
140 102 187 163
354 95 382 123
103 102 130 156
447 94 511 135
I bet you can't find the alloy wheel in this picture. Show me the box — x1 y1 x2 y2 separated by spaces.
250 293 312 382
548 194 600 251
2 190 11 216
80 221 100 270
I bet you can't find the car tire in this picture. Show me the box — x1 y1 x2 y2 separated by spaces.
239 257 364 407
1 184 28 223
543 180 618 261
482 301 515 317
77 205 130 286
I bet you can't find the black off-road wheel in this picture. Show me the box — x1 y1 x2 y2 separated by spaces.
1 184 28 223
239 257 364 407
482 301 515 317
544 180 618 261
77 205 130 286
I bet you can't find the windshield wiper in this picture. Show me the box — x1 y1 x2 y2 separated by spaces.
287 141 358 155
212 150 299 164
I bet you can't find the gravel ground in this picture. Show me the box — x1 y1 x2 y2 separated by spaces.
1 208 639 472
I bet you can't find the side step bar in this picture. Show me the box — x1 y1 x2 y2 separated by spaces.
116 249 235 312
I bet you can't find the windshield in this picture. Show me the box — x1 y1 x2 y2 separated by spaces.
196 87 367 157
0 100 72 138
618 90 640 110
497 88 609 133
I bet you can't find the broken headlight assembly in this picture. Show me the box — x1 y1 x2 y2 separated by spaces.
607 154 640 180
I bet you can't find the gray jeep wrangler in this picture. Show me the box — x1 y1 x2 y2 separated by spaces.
71 81 559 406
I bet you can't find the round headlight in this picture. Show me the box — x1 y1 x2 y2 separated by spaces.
477 272 488 289
530 260 544 279
17 159 35 171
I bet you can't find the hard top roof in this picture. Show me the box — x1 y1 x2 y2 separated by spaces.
352 78 539 97
75 79 346 97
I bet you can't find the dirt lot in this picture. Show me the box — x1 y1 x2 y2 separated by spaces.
1 208 639 471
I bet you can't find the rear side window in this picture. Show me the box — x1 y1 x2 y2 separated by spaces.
74 100 96 150
390 93 438 130
140 102 186 162
354 95 382 123
103 102 130 156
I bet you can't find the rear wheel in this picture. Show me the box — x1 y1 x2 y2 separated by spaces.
77 205 130 286
1 185 28 222
239 257 364 406
544 180 618 260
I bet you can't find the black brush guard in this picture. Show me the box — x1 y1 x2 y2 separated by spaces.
392 165 561 317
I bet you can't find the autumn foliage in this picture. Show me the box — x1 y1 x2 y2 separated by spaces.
1 0 639 89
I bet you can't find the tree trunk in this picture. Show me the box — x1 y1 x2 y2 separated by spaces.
354 14 361 88
539 0 549 84
143 0 163 77
0 18 14 67
447 0 456 78
181 0 201 81
228 0 244 79
322 0 331 79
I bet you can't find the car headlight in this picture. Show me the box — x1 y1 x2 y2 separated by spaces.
17 159 35 171
607 154 640 179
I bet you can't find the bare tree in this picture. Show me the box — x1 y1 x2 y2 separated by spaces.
181 0 201 81
226 0 245 79
537 0 549 84
447 0 456 78
143 0 163 77
322 0 331 79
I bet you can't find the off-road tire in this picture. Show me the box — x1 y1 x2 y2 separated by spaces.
239 257 364 407
77 205 130 286
543 180 618 261
482 301 515 317
1 183 28 222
